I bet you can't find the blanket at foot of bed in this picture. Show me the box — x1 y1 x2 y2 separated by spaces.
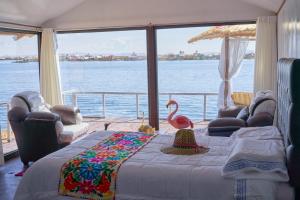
58 131 157 200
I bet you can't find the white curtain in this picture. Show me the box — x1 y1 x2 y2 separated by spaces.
254 16 277 93
218 38 249 108
40 28 63 105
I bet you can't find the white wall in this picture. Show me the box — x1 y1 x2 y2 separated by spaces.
43 0 274 30
278 0 300 59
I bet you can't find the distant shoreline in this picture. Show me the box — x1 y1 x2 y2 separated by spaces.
0 52 255 62
0 58 254 62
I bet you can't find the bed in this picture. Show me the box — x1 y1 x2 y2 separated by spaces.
14 58 300 200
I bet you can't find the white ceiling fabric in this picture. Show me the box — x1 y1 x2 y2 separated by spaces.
241 0 284 12
0 0 85 26
0 0 284 30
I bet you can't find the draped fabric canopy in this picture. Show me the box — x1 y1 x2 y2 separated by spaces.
0 0 283 29
188 25 254 108
218 38 249 107
40 28 63 106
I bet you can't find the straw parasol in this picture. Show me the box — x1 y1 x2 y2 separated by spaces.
0 32 35 41
188 24 256 43
188 24 256 108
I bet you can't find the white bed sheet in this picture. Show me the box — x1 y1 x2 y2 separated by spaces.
14 131 294 200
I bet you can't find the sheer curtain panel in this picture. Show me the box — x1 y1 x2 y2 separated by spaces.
254 16 277 93
218 38 249 108
40 28 63 105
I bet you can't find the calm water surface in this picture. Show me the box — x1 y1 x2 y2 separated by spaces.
0 60 254 128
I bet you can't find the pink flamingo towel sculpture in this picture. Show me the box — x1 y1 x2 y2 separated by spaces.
166 100 194 129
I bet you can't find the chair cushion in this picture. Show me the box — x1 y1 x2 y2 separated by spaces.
25 111 60 122
208 118 246 137
208 128 239 137
8 107 28 122
249 90 275 116
218 106 244 118
236 107 249 121
246 112 274 127
252 99 276 117
10 97 31 113
12 91 51 112
60 122 89 142
208 117 246 128
55 121 65 144
51 105 82 125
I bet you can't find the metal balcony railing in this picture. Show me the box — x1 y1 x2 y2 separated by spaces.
63 91 218 121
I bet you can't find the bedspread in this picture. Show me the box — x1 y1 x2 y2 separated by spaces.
14 131 293 200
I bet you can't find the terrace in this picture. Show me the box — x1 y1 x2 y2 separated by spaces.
1 114 210 156
1 90 216 154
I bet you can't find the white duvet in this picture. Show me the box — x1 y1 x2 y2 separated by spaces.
224 127 290 200
14 129 293 200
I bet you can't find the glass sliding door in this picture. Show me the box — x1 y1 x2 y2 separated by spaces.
57 30 148 130
156 26 255 133
156 27 222 133
0 32 39 154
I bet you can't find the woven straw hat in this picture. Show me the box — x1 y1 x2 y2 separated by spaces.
161 129 209 155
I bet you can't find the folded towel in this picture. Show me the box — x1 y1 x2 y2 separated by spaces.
222 139 288 182
230 126 282 140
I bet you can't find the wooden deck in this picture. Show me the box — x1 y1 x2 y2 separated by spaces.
1 118 209 155
1 131 16 155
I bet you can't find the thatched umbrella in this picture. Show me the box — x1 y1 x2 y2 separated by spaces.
188 24 256 107
188 24 256 43
0 32 35 40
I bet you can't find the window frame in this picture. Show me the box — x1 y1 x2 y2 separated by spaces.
0 27 41 74
56 20 256 130
0 20 255 159
0 28 40 158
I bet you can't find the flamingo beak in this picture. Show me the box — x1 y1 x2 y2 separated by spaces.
166 100 171 108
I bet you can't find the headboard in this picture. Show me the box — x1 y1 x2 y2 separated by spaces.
277 58 300 191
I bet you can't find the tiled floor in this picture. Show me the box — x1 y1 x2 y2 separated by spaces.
2 118 209 154
0 158 23 200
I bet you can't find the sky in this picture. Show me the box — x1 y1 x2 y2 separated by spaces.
0 26 255 56
0 35 38 56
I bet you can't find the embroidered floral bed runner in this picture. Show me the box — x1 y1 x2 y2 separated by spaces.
59 131 157 200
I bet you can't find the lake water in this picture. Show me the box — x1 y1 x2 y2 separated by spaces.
0 60 254 128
